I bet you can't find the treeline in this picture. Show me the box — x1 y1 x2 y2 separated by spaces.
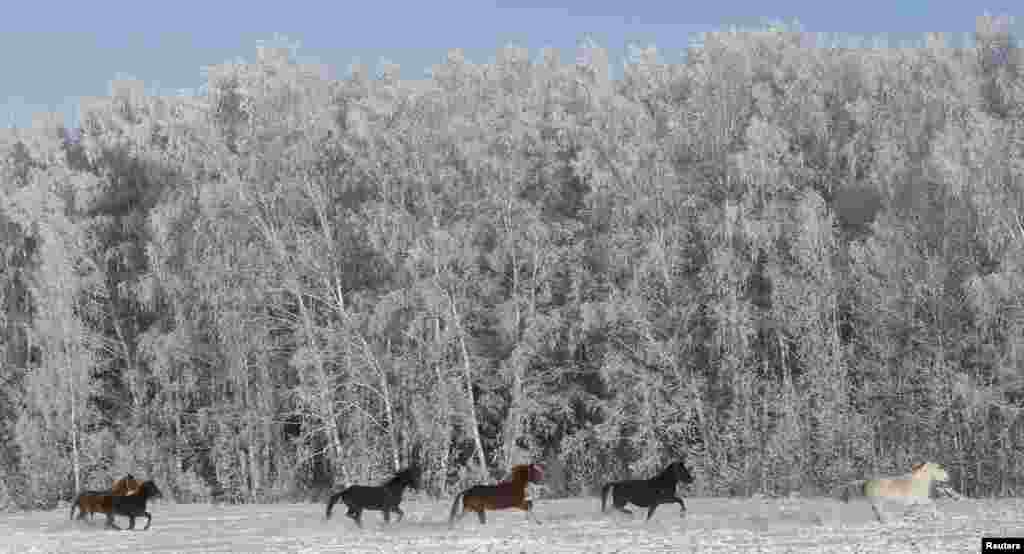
2 17 1023 510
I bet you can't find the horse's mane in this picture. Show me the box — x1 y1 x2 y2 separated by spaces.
506 463 543 485
652 461 682 482
382 466 418 488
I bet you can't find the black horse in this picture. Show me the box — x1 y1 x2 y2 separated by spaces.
600 461 694 521
325 465 422 528
101 480 163 531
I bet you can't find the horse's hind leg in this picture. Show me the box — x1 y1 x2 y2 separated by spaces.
383 509 391 523
645 505 659 522
128 515 136 530
476 509 486 525
345 506 361 528
393 506 404 523
870 502 888 524
105 513 121 531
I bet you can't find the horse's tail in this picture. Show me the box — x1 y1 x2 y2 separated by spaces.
448 490 466 527
324 488 347 520
600 483 614 513
834 480 867 503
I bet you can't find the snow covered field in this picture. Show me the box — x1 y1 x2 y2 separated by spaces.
1 495 1020 553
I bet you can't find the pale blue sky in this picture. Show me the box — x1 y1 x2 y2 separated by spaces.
1 1 1018 129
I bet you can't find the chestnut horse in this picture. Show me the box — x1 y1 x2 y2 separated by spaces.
448 464 544 528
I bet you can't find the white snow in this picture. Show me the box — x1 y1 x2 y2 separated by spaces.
0 496 1019 553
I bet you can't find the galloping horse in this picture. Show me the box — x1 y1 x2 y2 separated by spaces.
71 474 143 521
841 462 950 523
448 463 545 528
325 465 422 528
71 480 164 530
600 461 694 521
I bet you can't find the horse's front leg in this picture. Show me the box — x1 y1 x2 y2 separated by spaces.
128 515 136 530
345 507 361 528
525 500 541 525
870 501 888 524
476 509 486 525
645 505 659 522
143 512 152 531
383 509 391 524
393 506 404 523
105 513 122 531
675 496 687 516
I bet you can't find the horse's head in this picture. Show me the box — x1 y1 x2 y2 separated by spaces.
507 464 544 484
112 475 143 496
527 463 545 484
401 465 424 490
671 461 694 485
911 462 949 483
140 481 164 500
655 461 693 485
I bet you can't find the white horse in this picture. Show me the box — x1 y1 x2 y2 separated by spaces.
840 462 950 523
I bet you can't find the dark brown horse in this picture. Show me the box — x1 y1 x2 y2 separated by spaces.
600 461 694 521
448 464 545 528
71 474 142 521
324 465 422 528
105 480 163 530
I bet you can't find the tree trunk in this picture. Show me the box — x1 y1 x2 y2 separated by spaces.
247 400 263 500
434 387 451 495
502 231 524 470
246 188 346 481
450 293 488 477
433 314 451 496
304 178 401 473
70 383 81 496
295 290 345 476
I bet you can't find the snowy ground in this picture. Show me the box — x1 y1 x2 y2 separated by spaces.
1 495 1020 553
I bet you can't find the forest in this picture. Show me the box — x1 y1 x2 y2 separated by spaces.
1 16 1023 510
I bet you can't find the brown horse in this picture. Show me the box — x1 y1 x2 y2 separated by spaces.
71 474 143 521
448 464 544 528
